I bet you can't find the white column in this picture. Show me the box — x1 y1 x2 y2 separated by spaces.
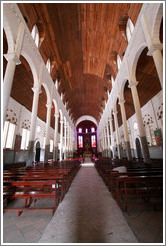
26 86 41 166
64 122 67 159
108 116 115 159
53 114 59 161
119 99 132 160
129 81 150 163
44 103 52 163
141 14 163 88
3 22 25 125
59 119 63 161
113 109 122 159
106 123 111 157
103 127 107 156
3 54 21 125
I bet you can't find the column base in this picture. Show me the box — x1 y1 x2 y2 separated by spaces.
26 141 35 166
125 141 132 160
53 147 58 162
117 144 123 159
140 136 151 164
44 145 50 163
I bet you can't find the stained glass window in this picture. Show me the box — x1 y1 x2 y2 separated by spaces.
91 135 96 147
85 128 88 133
78 136 83 148
78 128 82 133
91 127 95 133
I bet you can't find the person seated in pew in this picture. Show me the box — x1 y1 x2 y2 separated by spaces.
112 166 128 177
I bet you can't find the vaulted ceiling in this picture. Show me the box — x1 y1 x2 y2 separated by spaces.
3 3 162 128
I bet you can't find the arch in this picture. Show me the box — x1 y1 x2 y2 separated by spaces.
130 42 147 82
3 23 15 54
76 115 98 127
151 3 163 43
42 82 52 104
52 99 59 115
119 78 128 101
20 50 39 88
59 109 63 121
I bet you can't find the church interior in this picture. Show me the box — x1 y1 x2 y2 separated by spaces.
2 2 164 244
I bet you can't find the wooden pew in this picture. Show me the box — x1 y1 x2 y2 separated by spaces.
3 180 58 216
115 175 163 214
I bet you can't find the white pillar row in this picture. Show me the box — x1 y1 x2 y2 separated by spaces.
66 123 70 157
113 109 123 159
59 119 64 161
129 81 151 163
108 116 116 159
3 22 25 126
53 113 59 162
106 122 111 157
104 127 107 157
101 131 104 156
119 99 132 160
141 14 163 88
44 103 52 163
26 86 41 166
64 122 67 159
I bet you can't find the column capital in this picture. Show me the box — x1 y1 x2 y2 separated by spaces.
119 99 126 105
32 86 42 94
54 114 59 118
46 103 53 109
147 43 163 56
4 53 21 65
113 110 118 115
128 81 138 88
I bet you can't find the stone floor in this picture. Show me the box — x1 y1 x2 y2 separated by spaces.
3 163 163 244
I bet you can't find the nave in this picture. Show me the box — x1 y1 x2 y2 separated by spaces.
3 162 163 244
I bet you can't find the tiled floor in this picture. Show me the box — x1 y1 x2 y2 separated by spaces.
3 163 163 244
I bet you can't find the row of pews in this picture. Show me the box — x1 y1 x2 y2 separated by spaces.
95 158 163 214
3 159 81 216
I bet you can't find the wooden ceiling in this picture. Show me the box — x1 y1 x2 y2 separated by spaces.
3 3 162 129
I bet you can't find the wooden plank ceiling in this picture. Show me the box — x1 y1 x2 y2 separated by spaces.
3 3 162 129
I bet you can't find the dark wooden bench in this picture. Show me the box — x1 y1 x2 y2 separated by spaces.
3 180 58 216
115 175 163 214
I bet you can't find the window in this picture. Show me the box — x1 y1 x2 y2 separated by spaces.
126 18 134 42
117 55 122 70
91 135 96 148
55 79 58 89
31 25 39 47
78 128 82 133
91 127 95 133
50 139 53 152
3 121 16 149
20 128 30 150
111 76 115 86
78 136 83 148
85 128 88 133
46 59 51 73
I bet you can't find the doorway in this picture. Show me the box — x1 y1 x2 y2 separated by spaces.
135 138 143 160
35 141 41 162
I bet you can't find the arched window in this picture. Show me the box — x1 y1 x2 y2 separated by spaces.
3 121 16 149
55 79 58 90
78 128 82 133
126 18 134 42
111 76 115 86
117 55 122 70
31 25 39 47
78 136 83 148
91 135 96 147
20 128 30 150
46 59 51 73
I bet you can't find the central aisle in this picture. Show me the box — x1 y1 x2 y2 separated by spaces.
39 164 138 243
